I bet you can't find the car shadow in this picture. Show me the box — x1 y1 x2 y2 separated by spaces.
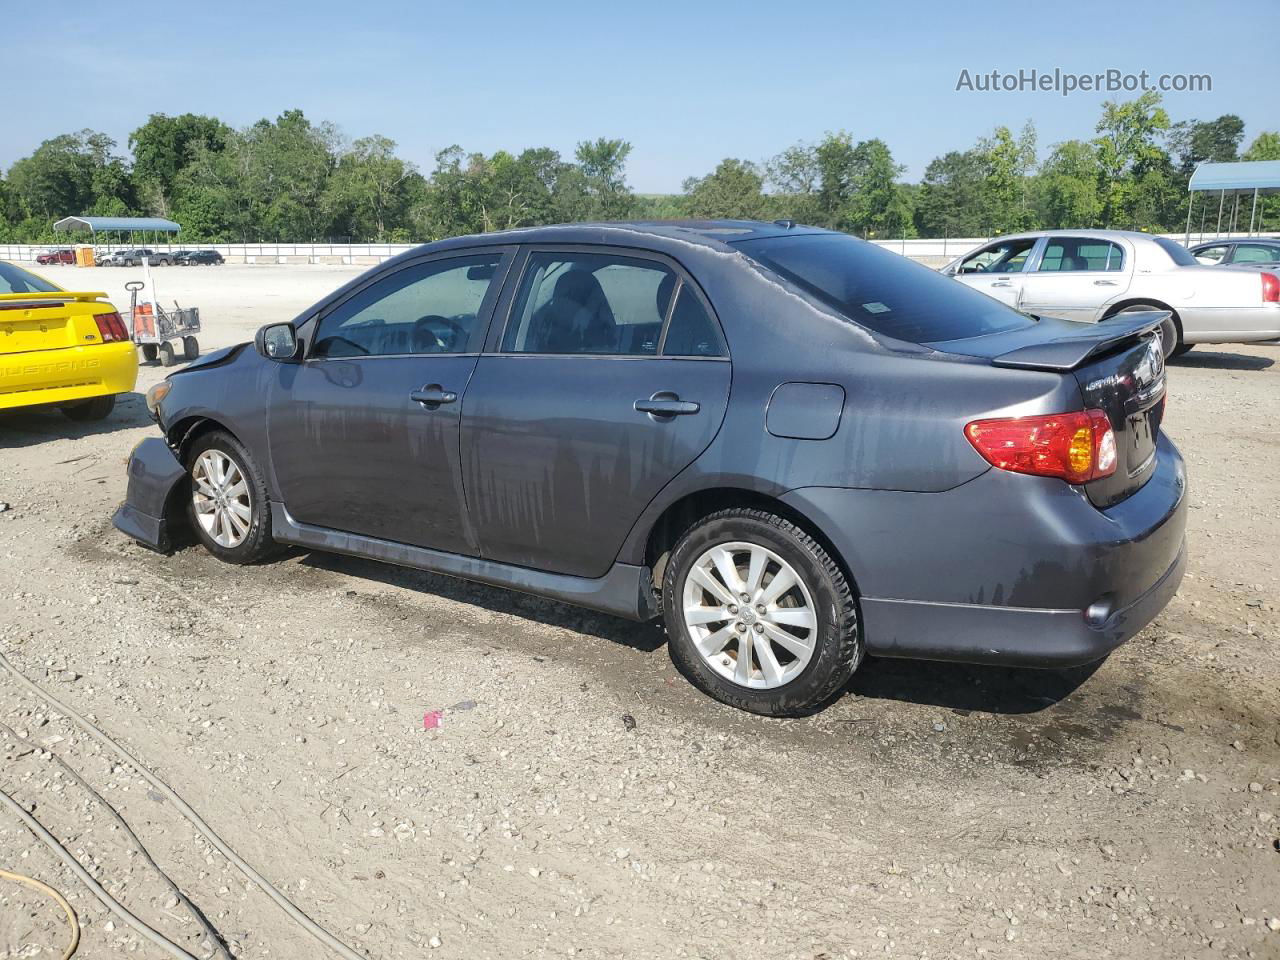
293 550 668 654
287 548 1101 713
1171 350 1274 371
847 656 1103 715
0 391 151 448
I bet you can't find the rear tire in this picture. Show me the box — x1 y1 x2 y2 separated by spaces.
140 343 158 363
158 341 177 367
183 336 199 361
1110 303 1180 359
1170 342 1194 359
662 508 863 716
185 430 276 564
61 395 115 422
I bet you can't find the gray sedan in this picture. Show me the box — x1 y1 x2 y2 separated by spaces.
113 221 1186 716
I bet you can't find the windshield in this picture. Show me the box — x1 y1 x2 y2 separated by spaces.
1154 237 1197 267
0 262 60 295
733 232 1033 343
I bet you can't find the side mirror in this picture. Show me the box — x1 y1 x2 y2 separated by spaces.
255 322 299 361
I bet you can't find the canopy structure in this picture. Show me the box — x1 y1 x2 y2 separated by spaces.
53 216 181 249
1185 161 1280 242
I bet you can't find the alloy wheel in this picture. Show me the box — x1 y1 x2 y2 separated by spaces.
682 541 818 689
192 450 252 548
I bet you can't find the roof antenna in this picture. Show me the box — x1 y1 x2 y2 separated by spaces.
773 219 796 229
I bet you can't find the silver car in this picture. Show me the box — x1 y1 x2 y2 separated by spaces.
942 230 1280 356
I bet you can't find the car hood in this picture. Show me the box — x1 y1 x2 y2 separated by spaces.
169 342 248 375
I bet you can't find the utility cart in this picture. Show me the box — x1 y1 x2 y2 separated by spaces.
124 279 201 366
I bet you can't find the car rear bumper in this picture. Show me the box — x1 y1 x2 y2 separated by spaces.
111 436 188 552
781 432 1188 668
0 342 137 411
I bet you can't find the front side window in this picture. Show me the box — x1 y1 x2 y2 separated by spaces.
502 252 675 356
1232 243 1280 264
956 238 1037 275
1192 244 1231 265
311 254 501 359
1038 238 1124 272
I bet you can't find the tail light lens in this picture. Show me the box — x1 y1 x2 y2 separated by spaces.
965 410 1117 485
93 311 130 343
1261 272 1279 303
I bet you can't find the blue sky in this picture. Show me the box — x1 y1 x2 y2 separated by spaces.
7 0 1269 192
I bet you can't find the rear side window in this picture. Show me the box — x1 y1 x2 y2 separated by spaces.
1232 243 1280 264
0 262 59 294
1038 238 1124 272
1153 237 1197 267
661 285 725 357
502 252 674 356
734 233 1032 344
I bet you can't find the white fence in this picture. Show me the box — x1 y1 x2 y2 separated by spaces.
0 232 1236 268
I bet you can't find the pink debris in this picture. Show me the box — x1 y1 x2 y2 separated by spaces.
423 710 443 730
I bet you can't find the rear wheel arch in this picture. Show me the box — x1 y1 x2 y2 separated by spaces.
1102 298 1184 348
642 488 860 602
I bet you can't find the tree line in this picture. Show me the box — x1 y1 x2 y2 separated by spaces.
2 93 1276 245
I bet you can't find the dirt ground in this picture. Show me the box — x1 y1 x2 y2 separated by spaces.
1 263 1278 960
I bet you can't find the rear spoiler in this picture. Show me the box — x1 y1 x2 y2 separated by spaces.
0 291 108 304
991 311 1168 372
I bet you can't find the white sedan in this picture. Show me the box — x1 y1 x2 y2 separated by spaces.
941 230 1280 356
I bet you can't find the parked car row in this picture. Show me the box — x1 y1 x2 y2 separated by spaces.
92 248 225 267
943 230 1280 357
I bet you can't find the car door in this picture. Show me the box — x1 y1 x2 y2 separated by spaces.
268 248 513 553
460 246 731 579
1229 242 1280 265
1017 235 1132 322
949 237 1039 308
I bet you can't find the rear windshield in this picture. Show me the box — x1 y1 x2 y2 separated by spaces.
733 233 1032 343
1153 237 1197 266
0 262 59 295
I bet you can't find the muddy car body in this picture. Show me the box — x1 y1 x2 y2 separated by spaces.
113 221 1187 715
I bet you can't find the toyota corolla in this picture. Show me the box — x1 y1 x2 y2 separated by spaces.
112 221 1186 716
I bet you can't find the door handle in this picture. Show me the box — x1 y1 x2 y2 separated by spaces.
990 281 1013 288
410 384 457 406
634 391 699 420
1093 279 1119 286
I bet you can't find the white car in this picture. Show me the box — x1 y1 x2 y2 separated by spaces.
941 230 1280 357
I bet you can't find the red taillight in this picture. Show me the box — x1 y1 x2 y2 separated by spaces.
1261 272 1280 303
93 311 130 343
965 410 1117 485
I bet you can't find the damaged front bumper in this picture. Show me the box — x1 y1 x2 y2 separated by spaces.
111 437 187 552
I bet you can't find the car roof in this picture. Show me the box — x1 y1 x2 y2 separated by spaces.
428 219 832 252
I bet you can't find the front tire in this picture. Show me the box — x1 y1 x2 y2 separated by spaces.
662 508 863 716
185 431 276 564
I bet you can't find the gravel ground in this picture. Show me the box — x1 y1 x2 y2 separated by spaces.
1 264 1278 960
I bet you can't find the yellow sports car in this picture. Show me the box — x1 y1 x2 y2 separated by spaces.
0 261 137 420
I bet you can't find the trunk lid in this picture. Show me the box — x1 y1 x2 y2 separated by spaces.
930 312 1168 508
0 292 112 356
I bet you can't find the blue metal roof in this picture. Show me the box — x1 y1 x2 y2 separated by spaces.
53 216 181 233
1188 161 1280 194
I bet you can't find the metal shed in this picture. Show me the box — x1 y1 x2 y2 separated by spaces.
1186 160 1280 242
53 216 182 250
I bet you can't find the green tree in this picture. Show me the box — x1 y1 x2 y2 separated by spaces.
6 130 133 223
914 149 985 238
979 123 1037 233
573 138 635 220
129 113 231 216
1093 92 1171 227
682 158 767 219
1168 115 1245 177
1033 140 1102 229
325 135 423 240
